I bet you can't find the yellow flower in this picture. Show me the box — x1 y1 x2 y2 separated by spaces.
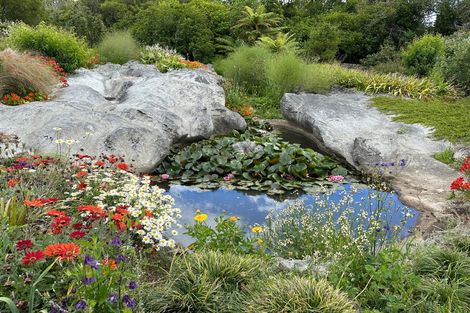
196 208 201 213
228 216 238 222
251 225 263 233
257 239 263 246
194 213 208 222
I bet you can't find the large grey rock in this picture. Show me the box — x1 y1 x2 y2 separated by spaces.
280 91 462 234
0 62 246 172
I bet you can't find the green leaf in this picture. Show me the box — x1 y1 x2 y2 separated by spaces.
0 297 19 313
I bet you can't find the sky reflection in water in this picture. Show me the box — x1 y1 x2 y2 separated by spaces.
164 183 419 246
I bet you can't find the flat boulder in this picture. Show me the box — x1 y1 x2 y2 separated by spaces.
0 62 246 172
280 91 462 234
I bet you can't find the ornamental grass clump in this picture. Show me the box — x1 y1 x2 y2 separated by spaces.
98 30 140 65
0 49 57 100
245 276 357 313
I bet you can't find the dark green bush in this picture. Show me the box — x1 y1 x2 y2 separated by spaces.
401 34 445 76
7 23 91 72
303 22 340 61
434 31 470 94
98 31 140 65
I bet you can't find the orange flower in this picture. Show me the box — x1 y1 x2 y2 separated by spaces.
43 243 80 261
116 205 129 215
102 258 117 270
7 178 19 187
112 213 124 222
77 205 105 215
24 198 58 207
145 210 153 217
47 209 66 217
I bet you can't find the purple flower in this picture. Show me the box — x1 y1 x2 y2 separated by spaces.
116 254 126 263
399 159 407 167
383 225 391 231
83 255 99 270
110 236 122 246
122 295 136 309
375 227 382 233
128 281 138 290
48 303 69 313
82 276 96 285
107 292 117 304
75 300 87 310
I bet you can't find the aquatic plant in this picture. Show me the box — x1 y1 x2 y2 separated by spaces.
155 122 347 194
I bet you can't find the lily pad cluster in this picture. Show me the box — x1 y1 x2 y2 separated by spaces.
155 122 348 194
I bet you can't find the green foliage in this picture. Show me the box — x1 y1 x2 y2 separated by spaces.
155 123 343 194
401 34 445 76
265 51 306 98
330 247 419 312
215 45 271 94
303 22 340 61
434 31 470 95
52 1 107 46
0 0 45 26
97 30 139 65
234 5 282 43
256 32 298 54
361 41 406 74
132 0 231 62
144 251 271 312
140 44 186 73
246 276 357 313
371 96 470 143
7 23 91 72
186 213 264 254
434 148 456 166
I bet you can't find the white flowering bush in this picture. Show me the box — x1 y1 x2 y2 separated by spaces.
263 185 415 260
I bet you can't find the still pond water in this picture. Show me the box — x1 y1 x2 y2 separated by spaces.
162 183 419 246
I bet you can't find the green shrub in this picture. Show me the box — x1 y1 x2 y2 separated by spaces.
401 34 445 76
6 23 90 72
214 45 271 94
256 32 299 54
303 22 341 62
265 52 306 98
434 31 470 95
144 251 271 312
246 276 356 313
361 42 406 74
97 31 140 65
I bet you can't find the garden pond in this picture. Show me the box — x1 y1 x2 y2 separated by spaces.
161 182 419 246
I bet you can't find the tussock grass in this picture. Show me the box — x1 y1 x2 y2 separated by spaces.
0 49 57 96
98 31 140 65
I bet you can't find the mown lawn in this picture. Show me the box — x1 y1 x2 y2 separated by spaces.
371 96 470 143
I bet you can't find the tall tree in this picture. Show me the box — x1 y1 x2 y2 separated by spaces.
0 0 46 25
235 5 282 43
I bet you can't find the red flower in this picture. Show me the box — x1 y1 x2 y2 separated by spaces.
95 160 105 167
78 181 87 190
460 156 470 173
107 155 118 163
112 213 124 222
16 240 33 251
69 231 86 239
145 210 153 217
76 171 88 178
116 221 127 232
32 155 41 159
43 243 80 261
7 178 19 187
116 205 129 215
51 215 71 228
16 157 29 162
451 177 465 190
463 182 470 191
116 162 129 171
73 223 84 230
22 250 45 266
47 210 66 217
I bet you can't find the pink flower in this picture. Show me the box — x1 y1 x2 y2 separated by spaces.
328 175 344 183
223 173 235 181
161 174 170 181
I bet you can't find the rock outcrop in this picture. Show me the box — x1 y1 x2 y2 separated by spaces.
0 62 246 172
279 91 462 234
